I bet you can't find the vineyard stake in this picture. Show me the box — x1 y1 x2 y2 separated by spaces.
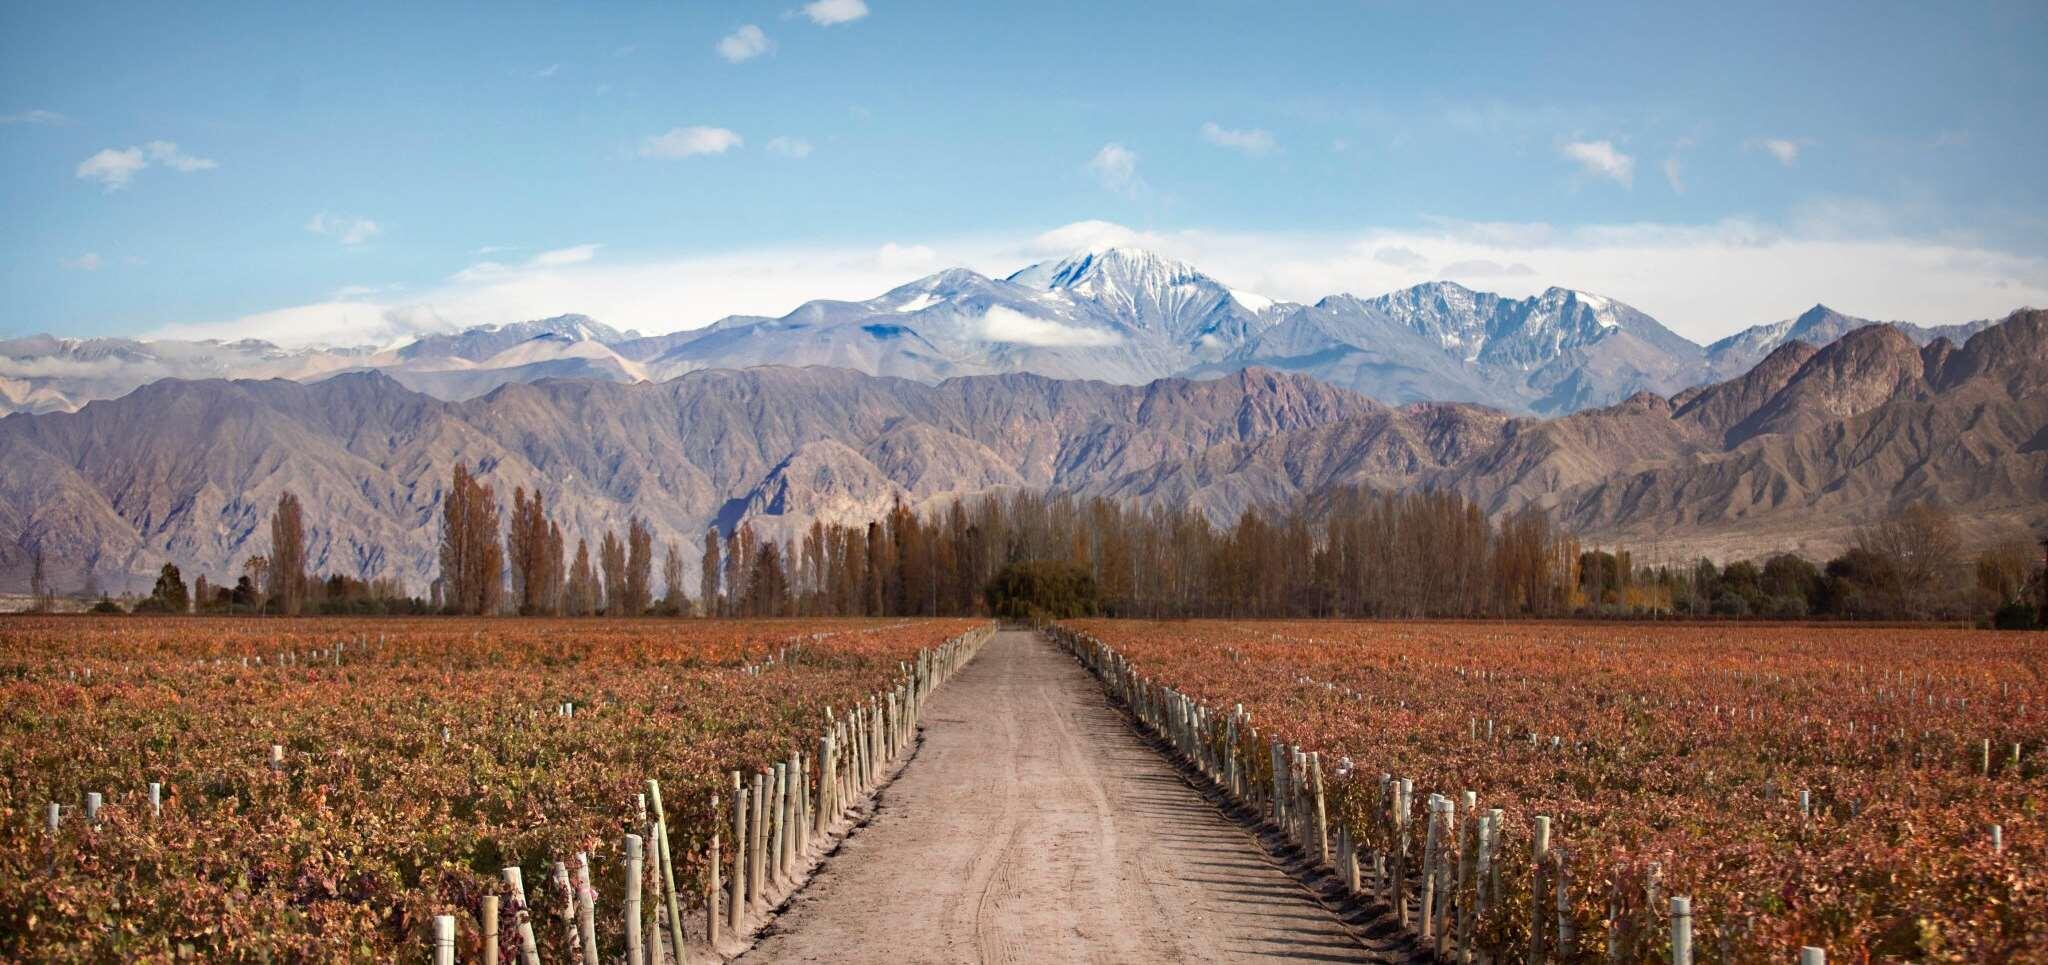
482 895 499 965
551 860 578 963
1529 814 1551 964
625 834 644 965
432 914 455 965
501 866 541 965
771 762 789 885
707 793 722 948
1669 896 1692 965
729 771 747 935
148 781 161 817
646 779 687 963
1800 948 1825 965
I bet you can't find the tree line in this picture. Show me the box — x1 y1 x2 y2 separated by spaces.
37 461 2048 627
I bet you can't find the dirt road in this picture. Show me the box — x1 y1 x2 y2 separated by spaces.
745 629 1398 964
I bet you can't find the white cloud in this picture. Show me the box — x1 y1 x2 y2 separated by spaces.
718 24 772 62
1200 122 1276 156
875 242 937 271
1662 157 1684 194
1088 143 1142 197
140 214 2048 351
305 212 382 246
802 0 868 25
1 109 67 125
75 147 146 190
1753 137 1812 167
765 136 813 158
75 141 216 190
529 243 601 267
977 306 1122 347
1560 139 1634 186
144 141 217 172
640 126 743 158
1031 220 1147 254
536 63 561 79
63 253 103 271
1373 246 1428 269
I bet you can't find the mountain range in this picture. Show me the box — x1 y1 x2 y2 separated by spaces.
1 247 2000 418
3 299 2040 595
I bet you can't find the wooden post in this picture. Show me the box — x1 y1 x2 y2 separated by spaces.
1669 896 1692 965
433 914 455 965
1529 815 1551 965
482 895 500 965
148 781 162 817
85 791 103 824
502 866 541 965
1800 947 1824 965
771 761 789 885
552 861 578 963
708 793 723 948
751 770 768 903
625 834 645 965
647 779 687 962
730 772 747 935
1311 753 1330 867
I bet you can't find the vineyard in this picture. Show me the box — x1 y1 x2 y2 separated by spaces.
0 615 991 961
1057 620 2048 962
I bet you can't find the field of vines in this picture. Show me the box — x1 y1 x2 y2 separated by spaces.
0 615 988 961
1060 619 2048 962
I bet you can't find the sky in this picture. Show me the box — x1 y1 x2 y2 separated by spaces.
3 0 2046 347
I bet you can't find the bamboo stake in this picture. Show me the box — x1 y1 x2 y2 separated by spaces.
647 779 687 962
432 914 455 965
502 866 541 965
729 772 747 935
625 835 644 965
482 895 500 965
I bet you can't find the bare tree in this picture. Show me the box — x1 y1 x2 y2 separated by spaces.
1855 502 1964 618
437 463 503 615
566 538 597 616
27 540 52 613
661 539 686 615
699 527 721 617
269 491 307 615
624 517 654 616
599 529 626 615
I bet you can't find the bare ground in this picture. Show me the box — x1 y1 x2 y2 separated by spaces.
742 629 1416 964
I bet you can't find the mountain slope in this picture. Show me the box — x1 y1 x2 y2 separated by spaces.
5 309 2041 594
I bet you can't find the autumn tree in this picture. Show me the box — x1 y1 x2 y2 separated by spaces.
624 517 654 616
566 538 598 616
699 527 722 618
599 529 626 616
437 462 503 615
147 563 190 613
660 539 686 615
506 488 560 615
27 541 52 613
268 491 307 615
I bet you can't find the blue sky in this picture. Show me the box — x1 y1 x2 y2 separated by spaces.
4 0 2046 345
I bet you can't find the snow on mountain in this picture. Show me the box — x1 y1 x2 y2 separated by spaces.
1 248 2006 417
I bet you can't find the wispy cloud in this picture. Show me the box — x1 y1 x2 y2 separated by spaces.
75 148 147 190
529 243 601 267
1200 122 1276 156
1088 143 1143 197
305 212 382 246
1560 139 1634 186
1 109 67 125
1751 136 1814 167
802 0 868 25
766 136 813 158
62 253 102 271
535 63 561 79
718 24 771 62
640 126 743 158
74 140 216 190
145 141 217 172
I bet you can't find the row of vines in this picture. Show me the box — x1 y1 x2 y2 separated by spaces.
1057 620 2048 962
0 615 989 961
